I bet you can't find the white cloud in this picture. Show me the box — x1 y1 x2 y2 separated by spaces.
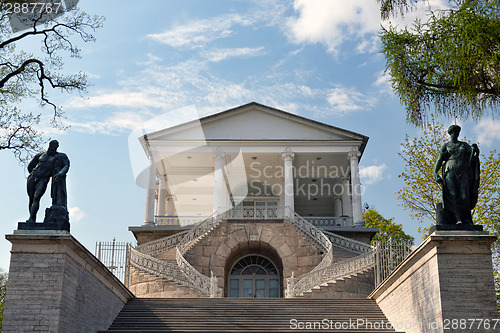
203 47 265 62
67 91 168 110
473 119 500 146
286 0 381 55
326 86 376 115
286 0 451 55
360 164 388 185
69 206 85 224
356 36 380 54
146 14 253 49
373 70 393 95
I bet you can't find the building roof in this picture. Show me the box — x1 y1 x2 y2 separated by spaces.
141 102 369 156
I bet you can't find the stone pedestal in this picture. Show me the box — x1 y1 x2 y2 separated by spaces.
370 231 497 333
2 230 133 333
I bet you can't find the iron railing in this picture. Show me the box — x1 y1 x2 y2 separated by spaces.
288 210 333 271
322 230 373 254
95 239 130 284
176 212 221 297
373 238 414 286
136 230 189 256
286 251 375 297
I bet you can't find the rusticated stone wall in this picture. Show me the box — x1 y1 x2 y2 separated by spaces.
183 220 325 294
3 231 133 333
370 231 497 333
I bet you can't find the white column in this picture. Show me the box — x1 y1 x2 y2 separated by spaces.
341 177 352 219
144 158 156 226
213 151 225 213
157 176 166 216
166 195 175 216
282 149 295 216
334 197 342 218
348 150 363 226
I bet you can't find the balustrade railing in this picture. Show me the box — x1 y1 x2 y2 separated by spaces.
304 216 353 227
136 230 189 256
286 251 375 297
177 213 219 254
288 210 333 271
128 245 192 288
322 230 373 254
133 208 411 299
176 212 221 297
155 216 207 226
220 205 286 220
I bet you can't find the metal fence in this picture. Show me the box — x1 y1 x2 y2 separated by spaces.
95 238 130 284
374 238 414 287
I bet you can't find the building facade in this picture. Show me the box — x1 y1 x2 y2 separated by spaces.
127 102 377 299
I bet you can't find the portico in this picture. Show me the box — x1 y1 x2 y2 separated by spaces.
139 102 368 229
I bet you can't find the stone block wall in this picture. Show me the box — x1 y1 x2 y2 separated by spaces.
370 231 497 333
183 220 325 294
3 231 133 333
127 266 206 298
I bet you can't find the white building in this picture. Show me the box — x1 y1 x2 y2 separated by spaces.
128 102 377 299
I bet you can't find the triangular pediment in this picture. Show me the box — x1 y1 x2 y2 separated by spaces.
146 102 367 144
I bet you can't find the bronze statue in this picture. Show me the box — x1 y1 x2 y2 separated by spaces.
433 125 480 225
26 140 70 223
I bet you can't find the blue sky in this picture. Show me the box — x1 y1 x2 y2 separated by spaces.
1 0 500 272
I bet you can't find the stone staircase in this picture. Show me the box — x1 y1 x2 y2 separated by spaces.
99 298 401 332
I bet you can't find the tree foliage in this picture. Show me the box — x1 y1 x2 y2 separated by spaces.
0 269 6 331
363 207 415 245
397 118 500 235
379 0 500 125
0 0 104 162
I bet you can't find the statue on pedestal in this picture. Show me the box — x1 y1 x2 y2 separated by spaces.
433 125 480 228
24 140 70 230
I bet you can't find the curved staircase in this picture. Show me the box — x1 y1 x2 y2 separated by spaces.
128 209 377 299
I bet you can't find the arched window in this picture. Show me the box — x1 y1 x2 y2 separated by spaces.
228 255 280 298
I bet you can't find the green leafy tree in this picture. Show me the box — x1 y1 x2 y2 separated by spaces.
363 207 414 245
0 0 104 162
378 0 500 125
0 269 7 331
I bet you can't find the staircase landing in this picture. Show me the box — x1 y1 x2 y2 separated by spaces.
99 298 401 332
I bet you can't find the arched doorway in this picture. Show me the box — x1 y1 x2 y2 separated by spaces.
228 255 280 298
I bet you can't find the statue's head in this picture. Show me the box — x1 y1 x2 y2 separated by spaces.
447 125 461 136
48 140 59 154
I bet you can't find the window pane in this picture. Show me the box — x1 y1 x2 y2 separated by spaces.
255 279 265 298
229 279 239 298
269 279 279 298
243 279 253 298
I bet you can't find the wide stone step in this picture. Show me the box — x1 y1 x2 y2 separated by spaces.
99 298 401 332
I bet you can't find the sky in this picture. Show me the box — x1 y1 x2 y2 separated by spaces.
1 0 500 272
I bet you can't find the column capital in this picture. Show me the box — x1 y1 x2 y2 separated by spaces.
282 151 295 161
213 148 225 160
347 149 361 161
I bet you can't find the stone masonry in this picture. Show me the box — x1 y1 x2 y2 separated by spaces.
183 220 324 295
370 231 497 333
3 230 133 333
